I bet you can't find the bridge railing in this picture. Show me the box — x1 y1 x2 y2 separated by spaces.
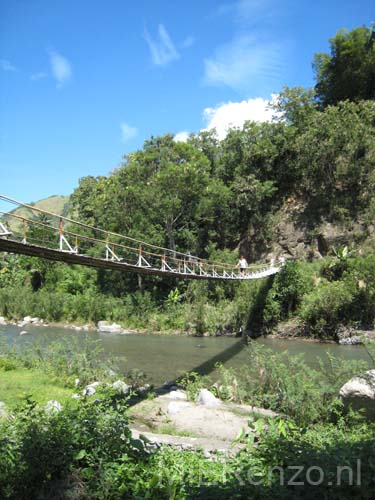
0 194 283 280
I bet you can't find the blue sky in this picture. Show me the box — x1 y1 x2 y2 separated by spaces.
0 0 374 209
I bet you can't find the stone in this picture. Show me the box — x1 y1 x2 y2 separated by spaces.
82 386 96 396
112 380 131 395
17 321 27 328
137 383 151 395
30 317 39 323
0 317 7 325
167 401 193 415
168 390 187 400
339 336 362 345
23 316 32 323
97 321 124 333
0 402 7 418
339 370 375 419
74 378 80 387
45 400 63 414
19 331 28 335
87 381 102 389
196 389 221 408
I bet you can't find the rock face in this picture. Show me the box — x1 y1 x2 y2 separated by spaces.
196 389 221 408
339 370 375 419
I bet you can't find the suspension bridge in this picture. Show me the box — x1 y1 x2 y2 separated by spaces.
0 195 283 281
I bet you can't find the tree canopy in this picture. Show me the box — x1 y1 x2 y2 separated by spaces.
313 24 375 107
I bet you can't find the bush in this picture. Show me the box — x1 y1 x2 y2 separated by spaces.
300 280 356 337
264 261 308 327
215 343 367 426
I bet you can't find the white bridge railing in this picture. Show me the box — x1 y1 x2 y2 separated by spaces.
0 194 285 281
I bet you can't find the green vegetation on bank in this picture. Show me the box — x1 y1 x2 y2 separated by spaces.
1 250 375 339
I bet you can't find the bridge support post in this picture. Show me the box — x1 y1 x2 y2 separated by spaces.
58 218 77 253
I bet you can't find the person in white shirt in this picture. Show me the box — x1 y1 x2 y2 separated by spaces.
238 255 248 276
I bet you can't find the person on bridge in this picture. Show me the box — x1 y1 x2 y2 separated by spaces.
238 255 248 276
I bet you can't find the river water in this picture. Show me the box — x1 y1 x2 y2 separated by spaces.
1 324 373 386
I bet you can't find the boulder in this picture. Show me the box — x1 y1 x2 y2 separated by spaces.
23 316 32 323
0 317 7 326
82 386 96 396
168 390 187 400
87 381 102 388
339 336 362 345
45 400 63 414
97 321 124 333
196 389 221 408
112 380 131 395
19 331 28 336
30 317 40 324
339 370 375 419
167 401 193 415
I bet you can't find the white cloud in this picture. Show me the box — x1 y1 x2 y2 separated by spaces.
181 36 195 49
48 50 72 88
217 0 277 25
30 72 47 81
203 35 283 94
0 59 17 72
202 96 278 140
144 24 180 66
121 122 138 142
173 131 189 142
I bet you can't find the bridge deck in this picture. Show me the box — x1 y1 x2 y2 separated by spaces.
0 238 280 281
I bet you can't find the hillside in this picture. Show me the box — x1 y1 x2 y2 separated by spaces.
6 195 70 234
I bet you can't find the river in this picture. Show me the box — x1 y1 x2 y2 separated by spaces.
1 324 373 386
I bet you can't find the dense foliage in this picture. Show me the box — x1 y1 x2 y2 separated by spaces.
314 24 375 106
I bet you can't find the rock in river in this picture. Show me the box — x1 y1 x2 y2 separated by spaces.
97 321 124 333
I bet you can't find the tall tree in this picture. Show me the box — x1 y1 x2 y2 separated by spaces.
313 24 375 107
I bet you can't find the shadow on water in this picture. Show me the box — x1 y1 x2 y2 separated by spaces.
184 338 247 378
128 338 248 406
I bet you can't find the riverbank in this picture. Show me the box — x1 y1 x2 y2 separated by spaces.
1 337 374 498
2 313 375 348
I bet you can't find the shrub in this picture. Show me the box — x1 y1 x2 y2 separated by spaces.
264 261 308 326
300 280 356 337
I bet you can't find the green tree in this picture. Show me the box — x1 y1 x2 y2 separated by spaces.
314 24 375 107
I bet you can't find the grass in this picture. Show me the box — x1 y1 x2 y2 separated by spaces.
0 367 72 407
157 423 200 438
